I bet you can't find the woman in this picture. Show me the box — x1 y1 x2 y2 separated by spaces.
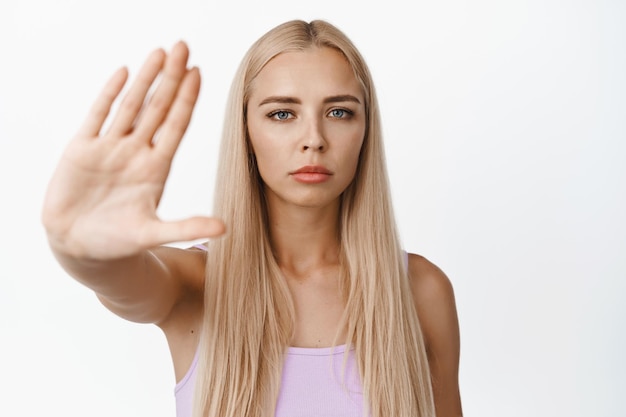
42 20 462 417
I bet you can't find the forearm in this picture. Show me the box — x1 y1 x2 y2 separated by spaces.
49 241 147 294
48 239 177 323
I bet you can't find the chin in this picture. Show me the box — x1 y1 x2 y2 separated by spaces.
280 191 343 210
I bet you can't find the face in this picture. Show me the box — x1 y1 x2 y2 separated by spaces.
246 47 366 210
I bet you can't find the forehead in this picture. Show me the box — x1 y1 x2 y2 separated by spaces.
249 47 363 100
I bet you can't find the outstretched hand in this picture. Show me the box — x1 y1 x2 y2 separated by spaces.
42 41 225 260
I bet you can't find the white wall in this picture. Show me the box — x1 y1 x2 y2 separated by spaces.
1 0 624 416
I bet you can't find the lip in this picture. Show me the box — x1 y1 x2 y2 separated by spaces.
290 165 333 175
290 165 333 184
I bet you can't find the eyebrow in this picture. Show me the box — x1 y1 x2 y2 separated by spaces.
258 94 361 106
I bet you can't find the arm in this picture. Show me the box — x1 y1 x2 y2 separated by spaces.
42 42 224 325
408 253 463 417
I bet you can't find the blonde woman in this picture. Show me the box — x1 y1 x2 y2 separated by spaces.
43 20 462 417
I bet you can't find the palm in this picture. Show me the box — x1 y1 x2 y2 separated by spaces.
42 42 224 259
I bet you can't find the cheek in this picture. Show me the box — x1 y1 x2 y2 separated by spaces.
247 114 285 155
335 137 365 186
248 120 268 160
250 134 280 163
346 149 362 180
248 134 282 183
343 130 365 167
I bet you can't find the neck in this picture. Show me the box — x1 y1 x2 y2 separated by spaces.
266 195 341 276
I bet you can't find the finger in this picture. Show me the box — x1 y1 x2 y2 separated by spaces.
153 67 201 158
142 217 226 246
106 48 166 137
133 41 191 141
76 67 128 138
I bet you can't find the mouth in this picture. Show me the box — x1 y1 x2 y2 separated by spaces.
290 165 333 175
289 165 333 184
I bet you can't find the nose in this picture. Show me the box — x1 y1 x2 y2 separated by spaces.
301 117 327 152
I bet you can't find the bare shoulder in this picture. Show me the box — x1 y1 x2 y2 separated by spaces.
407 253 463 416
406 252 458 353
407 253 456 313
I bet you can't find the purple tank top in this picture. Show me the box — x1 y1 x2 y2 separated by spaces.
174 344 365 417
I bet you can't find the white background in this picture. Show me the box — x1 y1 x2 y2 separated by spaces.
1 0 624 416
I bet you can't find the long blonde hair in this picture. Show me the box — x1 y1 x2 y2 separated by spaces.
193 19 434 417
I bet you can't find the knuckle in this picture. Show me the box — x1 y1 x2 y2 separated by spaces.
120 95 143 113
149 94 169 112
167 117 187 135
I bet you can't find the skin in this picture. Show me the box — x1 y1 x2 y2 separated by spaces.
42 41 462 416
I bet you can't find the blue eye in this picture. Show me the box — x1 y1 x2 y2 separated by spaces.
329 108 352 118
269 110 292 120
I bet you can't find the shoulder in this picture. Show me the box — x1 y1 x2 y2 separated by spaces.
406 252 463 415
406 253 456 320
406 252 459 360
